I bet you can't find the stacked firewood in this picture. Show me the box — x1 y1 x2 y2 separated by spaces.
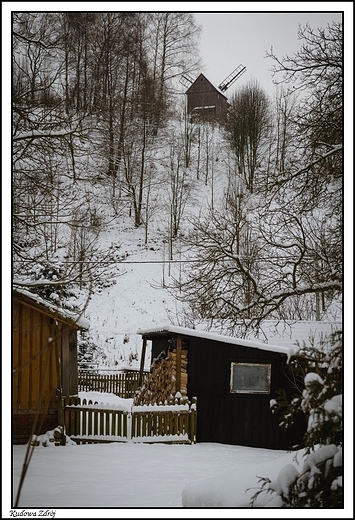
133 354 175 406
133 347 189 405
169 348 188 395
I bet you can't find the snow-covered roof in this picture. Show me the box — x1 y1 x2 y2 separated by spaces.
137 324 296 360
13 286 89 329
137 321 342 361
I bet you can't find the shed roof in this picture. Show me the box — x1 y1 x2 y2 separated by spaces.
137 320 342 362
13 287 89 329
137 324 295 360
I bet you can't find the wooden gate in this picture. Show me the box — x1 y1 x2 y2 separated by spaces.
64 396 197 444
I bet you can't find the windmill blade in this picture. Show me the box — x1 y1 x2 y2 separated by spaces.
218 64 246 92
180 73 194 89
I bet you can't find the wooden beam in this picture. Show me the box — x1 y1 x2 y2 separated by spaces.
61 326 70 396
139 338 147 387
175 336 182 394
68 328 78 395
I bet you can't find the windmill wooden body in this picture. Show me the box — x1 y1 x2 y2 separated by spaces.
183 65 246 123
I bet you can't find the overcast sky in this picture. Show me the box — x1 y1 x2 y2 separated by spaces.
193 9 343 96
2 4 347 99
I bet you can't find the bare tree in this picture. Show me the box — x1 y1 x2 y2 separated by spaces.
167 136 193 243
57 12 98 115
170 22 342 334
226 80 271 193
121 82 158 229
170 188 261 334
12 13 122 306
141 163 162 244
272 86 299 176
147 12 201 126
266 22 342 162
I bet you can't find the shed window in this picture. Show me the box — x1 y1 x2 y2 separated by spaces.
230 362 271 394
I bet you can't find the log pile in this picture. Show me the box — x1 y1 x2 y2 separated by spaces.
169 348 188 395
133 347 188 405
133 355 175 405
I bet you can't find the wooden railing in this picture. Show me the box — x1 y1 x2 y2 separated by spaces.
63 396 197 445
78 370 146 399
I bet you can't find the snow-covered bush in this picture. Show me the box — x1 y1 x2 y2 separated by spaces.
30 426 76 447
252 331 342 507
77 330 98 368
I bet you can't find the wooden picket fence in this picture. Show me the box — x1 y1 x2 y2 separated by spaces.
131 406 196 442
63 395 197 445
78 370 146 398
64 396 128 443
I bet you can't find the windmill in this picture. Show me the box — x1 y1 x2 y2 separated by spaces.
182 64 247 123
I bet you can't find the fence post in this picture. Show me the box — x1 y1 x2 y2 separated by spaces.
139 338 147 387
189 397 197 444
63 395 70 435
175 337 182 393
72 395 79 435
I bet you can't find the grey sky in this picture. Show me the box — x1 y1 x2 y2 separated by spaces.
193 10 343 96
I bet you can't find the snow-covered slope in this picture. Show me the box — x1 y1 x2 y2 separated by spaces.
15 118 341 371
82 222 183 369
71 123 231 369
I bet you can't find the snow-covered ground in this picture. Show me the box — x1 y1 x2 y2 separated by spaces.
11 441 301 512
11 433 288 508
7 392 350 517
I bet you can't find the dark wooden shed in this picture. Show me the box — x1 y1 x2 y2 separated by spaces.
137 325 306 450
12 288 88 444
186 73 229 123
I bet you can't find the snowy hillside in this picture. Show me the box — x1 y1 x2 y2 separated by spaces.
14 111 341 371
81 221 184 370
73 127 230 370
13 107 342 372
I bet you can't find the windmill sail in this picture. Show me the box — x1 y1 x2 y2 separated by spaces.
218 64 246 92
180 73 194 89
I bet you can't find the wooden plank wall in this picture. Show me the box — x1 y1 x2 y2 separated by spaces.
13 299 59 414
187 337 305 449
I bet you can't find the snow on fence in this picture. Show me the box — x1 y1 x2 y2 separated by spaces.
64 396 197 445
78 369 146 398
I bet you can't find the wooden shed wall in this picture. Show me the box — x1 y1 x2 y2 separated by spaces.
13 298 78 443
150 335 305 450
187 337 304 449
